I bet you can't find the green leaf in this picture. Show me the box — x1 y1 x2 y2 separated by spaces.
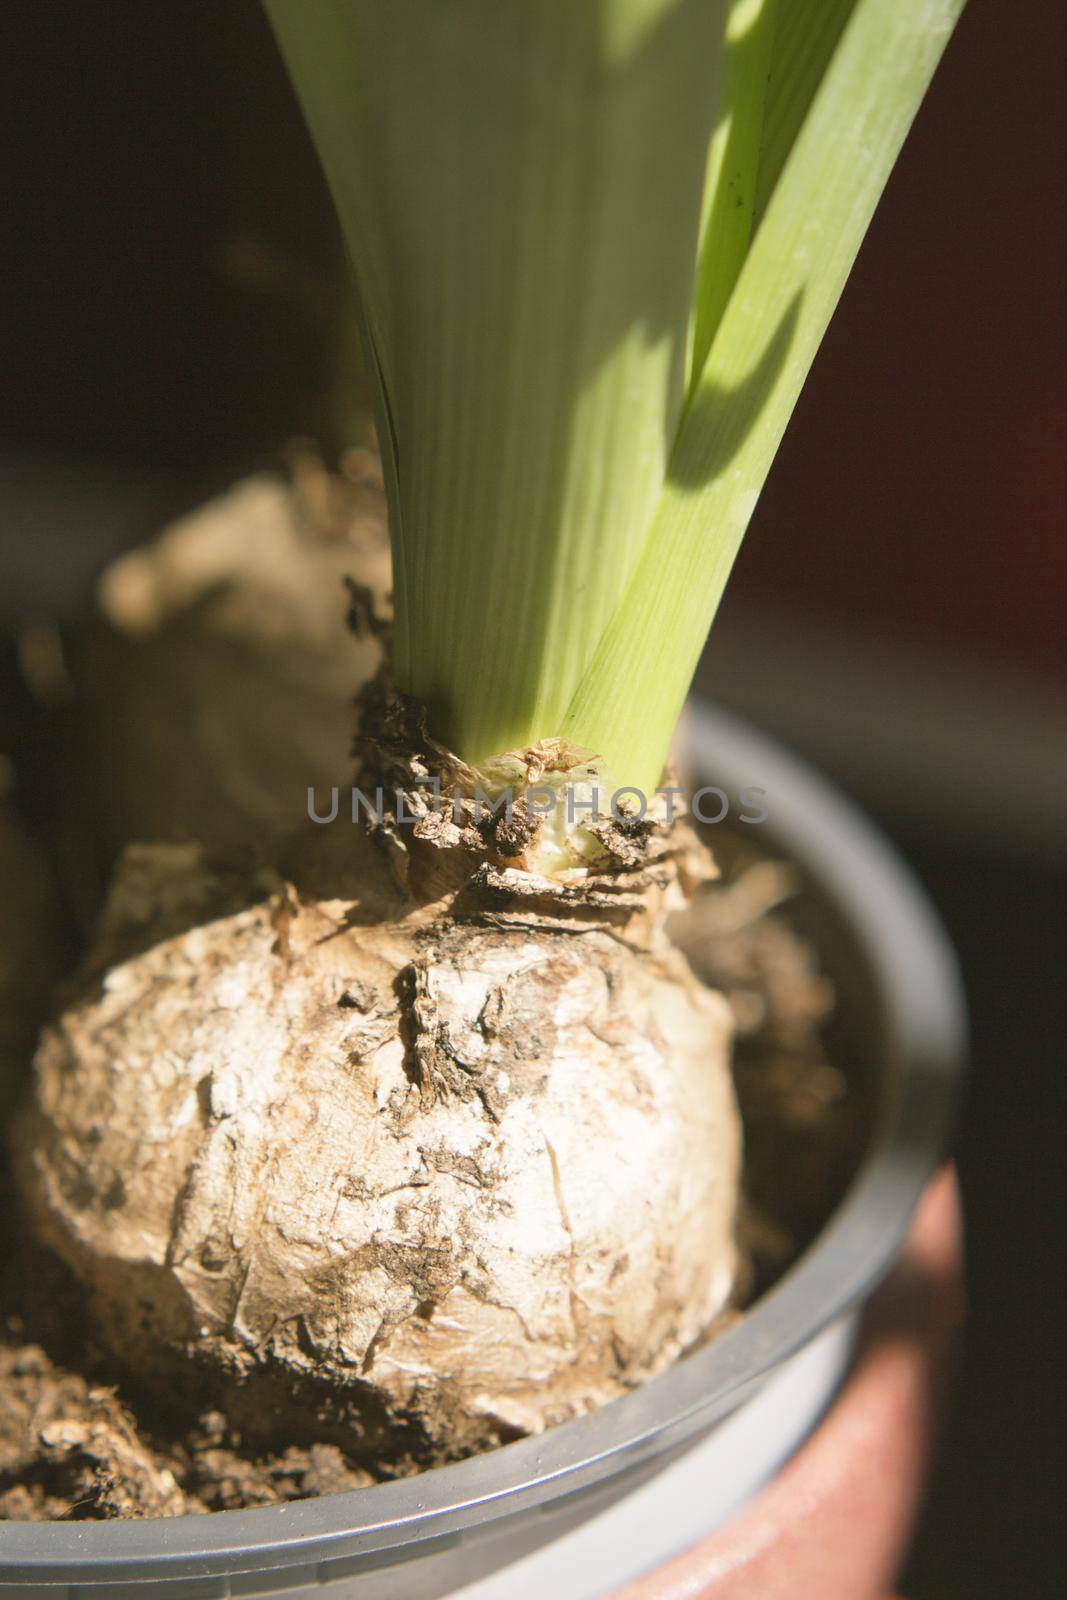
562 0 966 792
266 0 728 764
688 0 778 393
754 0 856 226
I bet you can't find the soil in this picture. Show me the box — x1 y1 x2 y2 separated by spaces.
0 826 868 1521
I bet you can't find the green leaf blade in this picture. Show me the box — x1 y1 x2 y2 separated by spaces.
267 0 728 764
753 0 856 226
563 0 967 792
688 0 779 393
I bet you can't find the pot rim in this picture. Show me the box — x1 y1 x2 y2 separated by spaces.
0 701 966 1585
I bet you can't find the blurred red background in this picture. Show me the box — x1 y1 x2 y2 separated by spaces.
744 0 1066 675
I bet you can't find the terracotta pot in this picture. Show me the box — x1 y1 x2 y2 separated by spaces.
612 1167 964 1600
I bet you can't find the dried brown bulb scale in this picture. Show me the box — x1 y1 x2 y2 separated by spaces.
15 716 741 1467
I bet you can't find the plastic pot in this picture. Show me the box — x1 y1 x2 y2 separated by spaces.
0 701 966 1598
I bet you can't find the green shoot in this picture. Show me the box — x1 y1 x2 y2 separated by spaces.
688 0 778 393
562 0 966 790
266 0 966 794
266 0 728 766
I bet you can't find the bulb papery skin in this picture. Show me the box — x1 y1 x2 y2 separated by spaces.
356 695 694 907
75 458 392 854
15 822 741 1466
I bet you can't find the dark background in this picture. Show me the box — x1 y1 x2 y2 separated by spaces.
3 2 1064 1593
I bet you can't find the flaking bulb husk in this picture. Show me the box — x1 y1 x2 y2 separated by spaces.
355 687 718 948
15 800 741 1467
